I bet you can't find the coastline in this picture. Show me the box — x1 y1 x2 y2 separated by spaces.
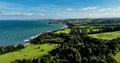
23 24 68 46
62 25 68 29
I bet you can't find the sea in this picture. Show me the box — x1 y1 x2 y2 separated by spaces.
0 20 64 46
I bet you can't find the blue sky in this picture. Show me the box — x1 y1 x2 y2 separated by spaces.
0 0 120 19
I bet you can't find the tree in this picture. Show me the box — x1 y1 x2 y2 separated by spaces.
106 55 117 63
17 44 24 49
81 57 88 63
64 48 81 63
89 56 99 63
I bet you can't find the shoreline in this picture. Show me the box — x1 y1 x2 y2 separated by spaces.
23 24 68 46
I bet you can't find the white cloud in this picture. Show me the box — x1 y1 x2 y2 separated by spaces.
99 8 113 11
2 13 33 16
25 13 33 16
111 7 120 12
38 14 45 16
103 13 120 16
1 1 120 19
85 12 120 18
66 8 73 12
81 7 97 11
0 2 9 8
1 11 47 17
98 7 120 12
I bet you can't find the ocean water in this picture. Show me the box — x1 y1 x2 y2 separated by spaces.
0 20 63 46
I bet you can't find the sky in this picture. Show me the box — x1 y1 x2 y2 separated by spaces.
0 0 120 19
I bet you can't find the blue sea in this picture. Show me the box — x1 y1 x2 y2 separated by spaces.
0 20 64 46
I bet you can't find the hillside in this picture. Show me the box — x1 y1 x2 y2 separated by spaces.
0 44 58 63
0 18 120 63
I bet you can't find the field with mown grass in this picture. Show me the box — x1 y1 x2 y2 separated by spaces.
54 28 71 34
89 31 120 40
0 43 58 63
112 52 120 63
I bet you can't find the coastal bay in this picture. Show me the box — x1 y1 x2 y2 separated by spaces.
0 20 64 46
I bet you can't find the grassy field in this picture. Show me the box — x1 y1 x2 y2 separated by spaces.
112 52 120 63
87 26 103 33
89 31 120 63
89 31 120 40
0 43 58 63
55 28 71 34
72 25 102 33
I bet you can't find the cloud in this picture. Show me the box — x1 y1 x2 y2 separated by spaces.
0 2 10 8
2 13 33 16
81 7 97 11
103 13 120 16
0 11 2 13
2 13 47 17
0 10 46 17
38 14 45 16
99 8 113 11
98 7 120 12
85 12 120 18
1 1 120 19
66 8 73 12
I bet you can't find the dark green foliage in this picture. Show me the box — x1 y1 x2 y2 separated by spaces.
106 55 117 63
12 29 120 63
10 19 120 63
0 44 24 55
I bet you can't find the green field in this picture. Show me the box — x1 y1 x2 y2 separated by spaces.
88 26 103 32
0 43 58 63
112 52 120 63
55 28 71 34
89 31 120 63
72 25 102 33
89 31 120 40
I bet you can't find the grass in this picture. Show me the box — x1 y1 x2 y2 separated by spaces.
72 25 102 33
55 28 71 34
0 43 58 63
89 31 120 40
112 52 120 63
87 26 103 33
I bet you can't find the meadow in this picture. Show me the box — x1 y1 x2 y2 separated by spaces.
0 43 58 63
89 31 120 40
113 52 120 63
54 28 71 34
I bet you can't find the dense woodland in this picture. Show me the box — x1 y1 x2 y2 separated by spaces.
0 44 24 55
1 18 120 63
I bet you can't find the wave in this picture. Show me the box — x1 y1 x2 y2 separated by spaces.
23 33 41 42
24 39 29 42
23 33 41 46
62 25 68 29
23 24 67 46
